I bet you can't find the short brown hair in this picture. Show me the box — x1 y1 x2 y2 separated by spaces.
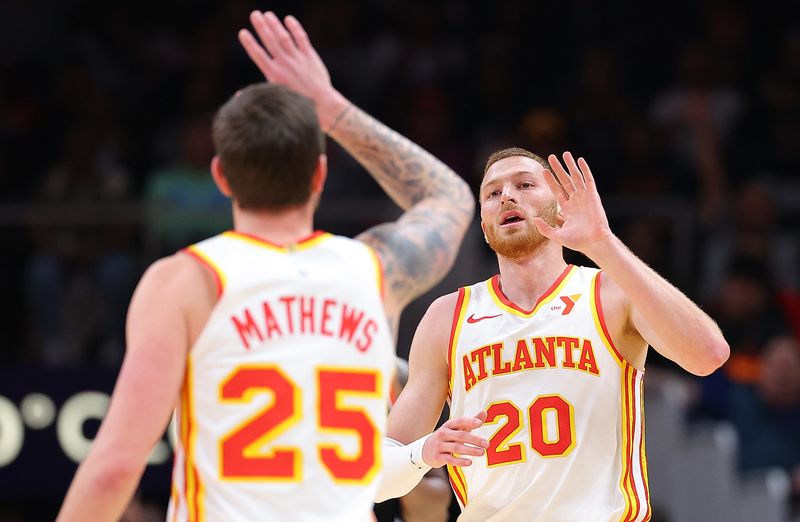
212 83 325 210
483 147 549 178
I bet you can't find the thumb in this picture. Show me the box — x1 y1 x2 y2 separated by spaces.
474 410 488 424
531 217 557 239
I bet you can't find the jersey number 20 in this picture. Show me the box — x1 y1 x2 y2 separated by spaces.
484 394 575 466
219 366 380 483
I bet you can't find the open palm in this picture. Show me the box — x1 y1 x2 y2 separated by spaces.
532 152 613 256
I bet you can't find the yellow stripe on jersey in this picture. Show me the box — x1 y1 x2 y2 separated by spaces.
185 245 227 298
223 230 333 252
447 462 469 507
590 271 624 368
448 287 470 396
183 358 204 522
365 246 384 302
295 232 333 251
618 364 632 522
639 377 652 521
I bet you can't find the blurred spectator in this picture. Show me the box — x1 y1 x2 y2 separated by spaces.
705 256 793 384
144 115 231 257
701 180 800 301
25 124 137 366
727 335 800 512
651 42 743 222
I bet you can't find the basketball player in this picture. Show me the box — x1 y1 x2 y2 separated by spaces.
377 148 730 520
57 12 474 522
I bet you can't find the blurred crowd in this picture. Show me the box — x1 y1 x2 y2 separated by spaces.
0 0 798 516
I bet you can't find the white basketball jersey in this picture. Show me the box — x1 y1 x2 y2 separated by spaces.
447 265 650 522
167 231 395 522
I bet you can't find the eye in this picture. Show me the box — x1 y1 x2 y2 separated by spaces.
519 181 534 189
485 189 501 199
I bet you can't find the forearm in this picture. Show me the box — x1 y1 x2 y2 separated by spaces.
587 234 729 373
322 93 473 215
57 453 144 521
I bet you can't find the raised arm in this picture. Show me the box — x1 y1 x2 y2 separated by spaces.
238 11 475 327
533 152 729 375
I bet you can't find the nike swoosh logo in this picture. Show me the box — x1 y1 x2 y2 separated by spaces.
466 313 502 324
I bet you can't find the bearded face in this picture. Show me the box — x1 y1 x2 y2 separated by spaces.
484 199 559 259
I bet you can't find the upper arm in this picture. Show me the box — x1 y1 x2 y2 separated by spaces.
387 292 457 443
357 197 473 322
598 273 649 370
89 254 209 464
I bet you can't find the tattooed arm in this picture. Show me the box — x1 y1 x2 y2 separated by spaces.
239 11 475 328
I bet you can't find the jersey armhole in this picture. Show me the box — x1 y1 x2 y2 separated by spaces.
591 271 628 368
181 246 225 301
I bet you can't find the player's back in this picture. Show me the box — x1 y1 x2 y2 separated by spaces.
168 230 394 522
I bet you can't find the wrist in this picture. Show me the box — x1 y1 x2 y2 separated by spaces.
583 231 619 266
313 89 350 132
410 433 433 469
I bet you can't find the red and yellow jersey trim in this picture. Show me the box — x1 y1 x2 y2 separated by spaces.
447 287 470 397
487 265 575 317
618 363 650 522
183 246 226 299
365 246 385 303
179 357 205 521
590 270 625 368
638 377 652 521
447 462 469 508
223 230 332 252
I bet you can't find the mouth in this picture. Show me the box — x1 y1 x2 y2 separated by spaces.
500 211 524 226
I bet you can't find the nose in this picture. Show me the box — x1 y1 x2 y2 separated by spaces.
500 185 516 205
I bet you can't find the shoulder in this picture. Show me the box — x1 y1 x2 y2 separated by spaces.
138 252 217 310
425 290 463 323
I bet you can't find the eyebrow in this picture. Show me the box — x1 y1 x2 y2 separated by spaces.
480 170 538 190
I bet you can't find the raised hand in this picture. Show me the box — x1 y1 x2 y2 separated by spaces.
421 411 489 468
238 11 347 130
531 152 614 258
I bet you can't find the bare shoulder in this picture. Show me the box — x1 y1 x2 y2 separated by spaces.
132 253 217 343
409 290 462 366
596 270 647 367
139 253 215 303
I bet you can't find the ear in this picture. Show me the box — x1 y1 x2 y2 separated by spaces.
210 156 233 198
310 154 328 194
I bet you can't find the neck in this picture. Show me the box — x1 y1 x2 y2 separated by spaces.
232 201 316 246
495 240 568 309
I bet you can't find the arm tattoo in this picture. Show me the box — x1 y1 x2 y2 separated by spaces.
330 105 474 316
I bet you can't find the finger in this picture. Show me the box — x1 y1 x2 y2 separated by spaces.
440 442 485 457
263 11 298 56
577 157 596 190
444 415 485 432
250 11 283 60
238 29 275 78
284 15 313 55
547 154 576 194
542 168 568 207
444 431 489 448
474 410 488 423
441 454 474 467
562 151 586 190
532 217 557 241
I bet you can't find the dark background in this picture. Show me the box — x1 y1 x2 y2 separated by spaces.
1 0 798 520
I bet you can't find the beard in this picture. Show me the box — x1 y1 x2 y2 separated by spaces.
484 200 559 259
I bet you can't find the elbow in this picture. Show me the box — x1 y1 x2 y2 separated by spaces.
89 454 144 495
691 337 730 377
